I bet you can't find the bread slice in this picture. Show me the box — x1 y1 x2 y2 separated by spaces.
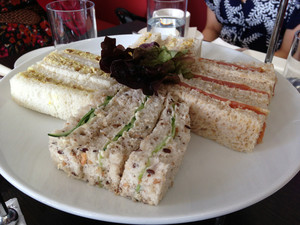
10 49 119 120
171 83 268 152
181 74 270 109
119 93 191 205
49 88 167 194
193 58 277 97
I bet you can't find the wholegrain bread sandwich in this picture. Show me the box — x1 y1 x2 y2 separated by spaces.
194 57 277 97
49 87 190 204
49 88 167 191
119 93 190 205
167 57 276 152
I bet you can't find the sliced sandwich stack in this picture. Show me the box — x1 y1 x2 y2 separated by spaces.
169 58 276 152
49 88 191 205
10 49 121 120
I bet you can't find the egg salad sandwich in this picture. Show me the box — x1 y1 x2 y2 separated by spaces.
10 49 120 120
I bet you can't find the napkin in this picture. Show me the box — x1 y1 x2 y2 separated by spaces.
5 198 27 225
186 27 197 38
212 38 240 50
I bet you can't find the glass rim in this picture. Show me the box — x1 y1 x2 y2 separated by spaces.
46 0 95 12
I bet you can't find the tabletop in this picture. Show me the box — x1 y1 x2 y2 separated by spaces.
0 20 299 225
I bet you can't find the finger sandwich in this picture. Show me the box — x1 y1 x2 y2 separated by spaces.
10 49 119 120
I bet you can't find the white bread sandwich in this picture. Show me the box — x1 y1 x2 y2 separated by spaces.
49 88 168 194
119 93 190 205
131 32 202 57
10 49 119 120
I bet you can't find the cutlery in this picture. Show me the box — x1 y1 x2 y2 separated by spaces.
0 194 18 225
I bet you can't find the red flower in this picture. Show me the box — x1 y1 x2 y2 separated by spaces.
23 36 31 44
0 47 8 58
40 20 48 29
9 37 16 44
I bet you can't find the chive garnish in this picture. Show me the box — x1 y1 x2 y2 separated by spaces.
136 103 176 193
99 96 148 166
48 95 113 137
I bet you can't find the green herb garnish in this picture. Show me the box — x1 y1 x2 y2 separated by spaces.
48 95 113 137
99 96 148 166
136 104 176 192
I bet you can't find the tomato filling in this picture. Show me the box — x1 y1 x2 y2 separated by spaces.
180 82 267 116
192 74 270 98
198 58 265 73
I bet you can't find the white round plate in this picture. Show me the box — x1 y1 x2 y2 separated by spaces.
14 46 54 68
0 35 300 224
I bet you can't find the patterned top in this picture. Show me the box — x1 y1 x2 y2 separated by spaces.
0 0 52 58
205 0 300 52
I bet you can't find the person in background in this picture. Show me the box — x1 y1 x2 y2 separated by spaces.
202 0 300 59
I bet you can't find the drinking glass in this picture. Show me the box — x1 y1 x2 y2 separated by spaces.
46 0 97 47
147 0 188 37
283 30 300 93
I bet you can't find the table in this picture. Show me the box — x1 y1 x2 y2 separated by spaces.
0 20 299 225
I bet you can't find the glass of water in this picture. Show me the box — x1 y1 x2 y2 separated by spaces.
46 0 97 48
147 0 188 37
283 30 300 93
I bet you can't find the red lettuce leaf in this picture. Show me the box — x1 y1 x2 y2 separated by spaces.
100 36 194 95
